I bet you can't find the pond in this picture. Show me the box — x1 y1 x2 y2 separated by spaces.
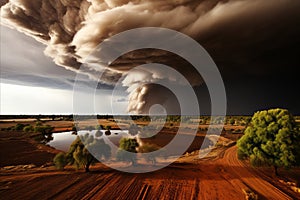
47 130 129 152
47 129 210 158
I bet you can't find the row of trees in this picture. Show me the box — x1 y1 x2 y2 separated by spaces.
54 135 161 172
1 122 54 142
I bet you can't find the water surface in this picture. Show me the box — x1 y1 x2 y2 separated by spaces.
47 130 129 152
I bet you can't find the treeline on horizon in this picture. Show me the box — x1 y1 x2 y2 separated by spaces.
0 114 252 119
0 114 299 122
0 114 249 122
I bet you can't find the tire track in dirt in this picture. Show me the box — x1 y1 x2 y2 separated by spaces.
84 173 142 199
52 173 117 200
217 146 293 200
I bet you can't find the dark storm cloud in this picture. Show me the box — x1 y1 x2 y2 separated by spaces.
0 26 111 90
1 0 300 114
0 26 77 89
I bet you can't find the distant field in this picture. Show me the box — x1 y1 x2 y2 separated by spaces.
0 116 250 134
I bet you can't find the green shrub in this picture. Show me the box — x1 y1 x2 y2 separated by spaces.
36 121 43 126
34 125 54 136
229 118 235 125
53 152 67 170
15 123 26 131
23 125 33 132
95 124 104 130
116 138 139 166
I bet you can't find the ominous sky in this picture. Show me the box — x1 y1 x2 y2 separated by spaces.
1 0 300 115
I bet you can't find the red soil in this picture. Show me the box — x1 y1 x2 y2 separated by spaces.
0 130 299 199
0 131 59 167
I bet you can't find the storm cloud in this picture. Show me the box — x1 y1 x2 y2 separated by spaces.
1 0 300 114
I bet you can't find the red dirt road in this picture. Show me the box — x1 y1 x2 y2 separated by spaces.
1 145 299 200
212 146 294 199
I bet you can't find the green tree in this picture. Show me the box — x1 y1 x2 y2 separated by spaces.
64 135 111 172
34 124 54 136
237 108 300 176
244 116 252 126
229 118 235 125
33 124 54 142
53 152 67 170
116 138 139 166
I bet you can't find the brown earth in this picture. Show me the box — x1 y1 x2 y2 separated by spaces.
0 131 59 167
1 146 299 199
0 129 299 199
